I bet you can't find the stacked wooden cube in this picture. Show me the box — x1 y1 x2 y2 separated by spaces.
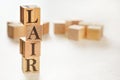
7 5 49 39
19 5 42 73
54 20 103 41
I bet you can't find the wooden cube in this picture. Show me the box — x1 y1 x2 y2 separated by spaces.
22 56 40 73
79 22 104 38
20 5 40 25
86 25 103 40
65 20 81 36
26 25 42 41
20 37 41 57
54 22 66 34
67 25 85 40
43 22 49 35
7 22 25 39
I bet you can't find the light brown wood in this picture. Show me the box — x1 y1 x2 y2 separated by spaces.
67 25 85 40
43 22 49 35
79 22 104 38
26 24 42 41
22 56 40 73
20 5 40 25
86 25 103 40
65 20 81 36
20 37 41 57
54 23 66 34
7 22 25 39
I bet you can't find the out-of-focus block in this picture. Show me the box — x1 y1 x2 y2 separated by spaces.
79 22 104 38
7 22 25 39
65 20 81 36
26 25 42 41
20 37 41 57
20 5 40 25
54 21 66 34
86 25 103 40
43 22 49 35
67 25 85 41
22 56 40 73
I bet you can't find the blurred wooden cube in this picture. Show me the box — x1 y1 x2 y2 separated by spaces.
22 56 40 73
7 22 25 39
65 20 81 36
20 5 40 25
20 37 41 57
79 22 104 38
86 25 103 40
54 21 66 34
67 25 85 40
26 25 42 41
43 22 49 35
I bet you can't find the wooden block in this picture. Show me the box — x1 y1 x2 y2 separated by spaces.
7 22 25 39
26 25 42 41
79 22 104 38
22 56 40 73
54 23 66 34
65 20 81 36
20 5 40 25
86 25 103 40
20 37 41 57
43 22 49 35
93 24 104 37
67 25 85 40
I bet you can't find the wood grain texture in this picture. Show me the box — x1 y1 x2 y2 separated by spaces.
26 24 42 41
20 38 41 57
22 56 40 73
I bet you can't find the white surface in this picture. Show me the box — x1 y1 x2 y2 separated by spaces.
0 0 120 80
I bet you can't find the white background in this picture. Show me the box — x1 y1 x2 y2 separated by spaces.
0 0 120 80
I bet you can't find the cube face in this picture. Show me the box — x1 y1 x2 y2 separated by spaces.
79 29 86 39
54 23 65 34
67 25 85 41
7 22 25 39
22 57 40 73
86 26 102 40
14 27 25 38
20 38 41 58
20 38 24 54
26 25 42 41
20 5 40 25
43 22 49 35
68 29 79 40
8 26 13 38
25 41 40 57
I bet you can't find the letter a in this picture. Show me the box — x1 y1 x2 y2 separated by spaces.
28 26 40 40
